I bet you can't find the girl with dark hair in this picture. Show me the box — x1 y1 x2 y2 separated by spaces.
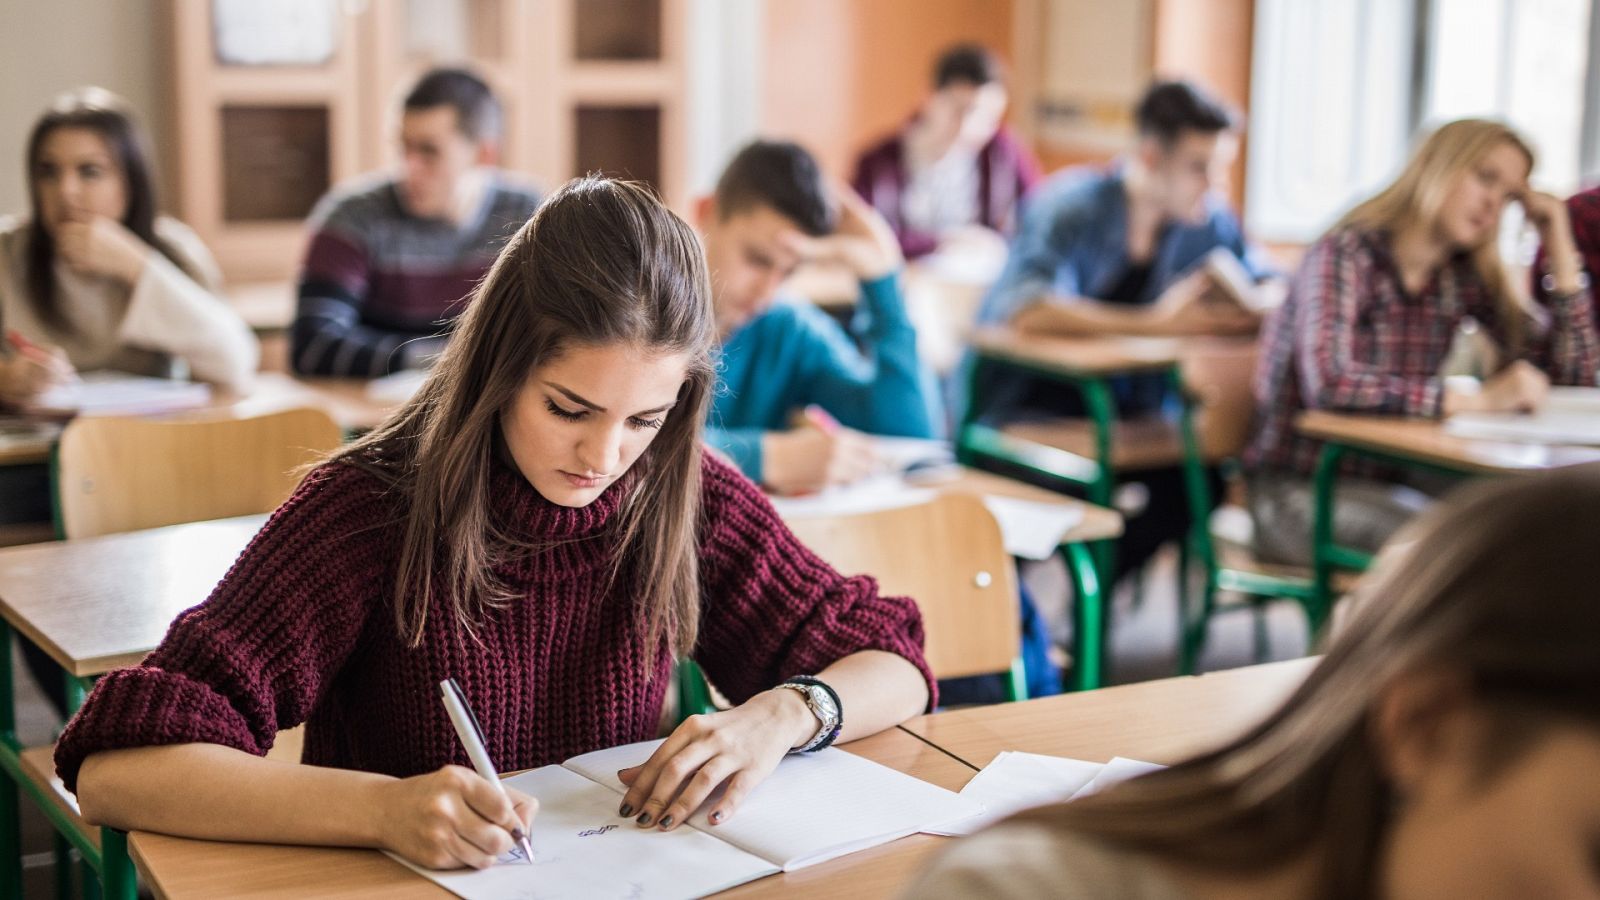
912 463 1600 899
54 177 934 870
0 87 257 406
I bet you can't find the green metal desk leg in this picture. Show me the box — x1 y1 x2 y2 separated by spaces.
0 621 21 900
1310 443 1346 633
100 828 136 900
1063 542 1104 691
1079 377 1119 586
1172 368 1217 675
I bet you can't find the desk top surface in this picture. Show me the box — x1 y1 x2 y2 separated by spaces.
1296 411 1600 474
129 726 973 900
901 658 1315 769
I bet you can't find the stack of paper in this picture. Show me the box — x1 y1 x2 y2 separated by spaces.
30 371 211 416
1445 386 1600 445
924 752 1166 837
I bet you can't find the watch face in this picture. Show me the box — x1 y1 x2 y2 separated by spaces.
810 684 840 723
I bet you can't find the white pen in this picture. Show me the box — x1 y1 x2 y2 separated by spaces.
439 677 536 864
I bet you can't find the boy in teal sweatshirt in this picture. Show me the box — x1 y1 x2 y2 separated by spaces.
698 140 943 494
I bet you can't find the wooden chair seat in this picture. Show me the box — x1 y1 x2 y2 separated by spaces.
19 744 97 851
1000 418 1196 472
1210 504 1363 597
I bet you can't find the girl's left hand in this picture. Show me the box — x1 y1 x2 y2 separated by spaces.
54 215 150 285
616 689 816 831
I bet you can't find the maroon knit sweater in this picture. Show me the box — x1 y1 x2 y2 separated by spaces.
55 452 935 792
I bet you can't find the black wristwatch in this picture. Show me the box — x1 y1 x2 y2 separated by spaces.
775 675 843 753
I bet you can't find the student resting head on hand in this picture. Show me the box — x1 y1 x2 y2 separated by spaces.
913 462 1600 900
0 87 257 408
57 177 934 871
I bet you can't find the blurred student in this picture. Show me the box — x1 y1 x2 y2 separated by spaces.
291 67 541 377
699 140 942 496
0 87 257 406
852 43 1039 261
1244 119 1597 565
971 79 1279 583
914 463 1600 899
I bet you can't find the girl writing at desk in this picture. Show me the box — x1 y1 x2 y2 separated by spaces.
55 178 934 870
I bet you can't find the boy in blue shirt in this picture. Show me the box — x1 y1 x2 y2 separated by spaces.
698 140 942 495
973 80 1281 584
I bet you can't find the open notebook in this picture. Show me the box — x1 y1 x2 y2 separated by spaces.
28 371 211 416
1445 386 1600 445
392 738 982 900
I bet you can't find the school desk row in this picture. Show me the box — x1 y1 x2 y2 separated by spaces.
120 657 1316 899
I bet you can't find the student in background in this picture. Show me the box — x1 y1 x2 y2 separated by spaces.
971 79 1278 584
913 463 1600 900
1244 119 1597 565
852 43 1039 261
291 67 542 377
59 178 933 869
0 87 258 406
699 140 943 496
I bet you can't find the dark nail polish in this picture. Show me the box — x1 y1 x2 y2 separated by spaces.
619 803 634 818
658 816 674 829
636 812 653 826
709 811 723 825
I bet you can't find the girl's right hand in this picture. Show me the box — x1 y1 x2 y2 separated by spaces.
0 345 75 407
372 765 538 870
1479 360 1550 414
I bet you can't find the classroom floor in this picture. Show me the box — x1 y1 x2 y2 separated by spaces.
10 544 1309 896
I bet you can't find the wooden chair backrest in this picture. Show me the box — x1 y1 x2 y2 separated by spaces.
784 493 1020 680
56 407 343 539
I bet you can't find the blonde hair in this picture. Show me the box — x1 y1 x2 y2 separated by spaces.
1338 118 1536 350
1020 463 1600 899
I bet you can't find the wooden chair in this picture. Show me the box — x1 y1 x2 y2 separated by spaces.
55 406 342 539
678 492 1025 717
23 407 340 898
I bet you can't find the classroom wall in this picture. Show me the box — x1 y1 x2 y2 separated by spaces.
759 0 1017 179
0 0 172 217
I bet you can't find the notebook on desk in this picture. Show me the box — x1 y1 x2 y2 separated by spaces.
27 371 212 417
392 738 982 900
1445 387 1600 445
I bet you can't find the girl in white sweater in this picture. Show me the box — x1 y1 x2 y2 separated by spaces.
0 87 257 406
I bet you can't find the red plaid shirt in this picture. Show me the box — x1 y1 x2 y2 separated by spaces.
1245 226 1600 479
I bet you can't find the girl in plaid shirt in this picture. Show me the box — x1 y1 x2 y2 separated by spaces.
1244 119 1598 565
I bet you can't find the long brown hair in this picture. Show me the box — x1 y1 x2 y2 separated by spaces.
1023 464 1600 899
333 176 715 658
1337 118 1536 350
23 87 190 332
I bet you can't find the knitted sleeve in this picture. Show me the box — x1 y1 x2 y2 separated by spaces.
691 453 937 710
54 463 397 792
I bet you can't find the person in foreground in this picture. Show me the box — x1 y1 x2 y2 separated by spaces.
57 177 934 870
911 463 1600 899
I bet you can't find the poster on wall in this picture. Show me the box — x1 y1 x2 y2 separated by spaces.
1035 0 1152 152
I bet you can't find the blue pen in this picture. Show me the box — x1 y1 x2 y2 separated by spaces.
440 678 536 864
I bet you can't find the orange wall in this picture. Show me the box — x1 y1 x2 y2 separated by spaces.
760 0 1016 179
1151 0 1255 211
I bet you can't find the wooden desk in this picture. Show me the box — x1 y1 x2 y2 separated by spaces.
0 373 401 469
902 657 1315 769
0 515 265 678
1295 410 1600 624
1297 410 1600 475
128 727 974 900
967 329 1188 377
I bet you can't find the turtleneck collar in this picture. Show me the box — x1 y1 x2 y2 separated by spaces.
486 452 627 541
